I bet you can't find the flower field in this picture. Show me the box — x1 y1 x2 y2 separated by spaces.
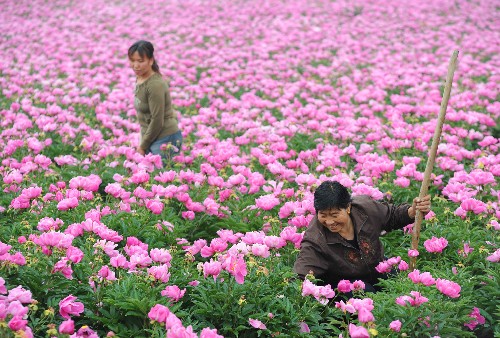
0 0 499 337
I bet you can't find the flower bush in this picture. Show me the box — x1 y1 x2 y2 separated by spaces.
0 0 499 337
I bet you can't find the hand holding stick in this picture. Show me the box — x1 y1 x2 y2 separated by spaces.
409 50 459 271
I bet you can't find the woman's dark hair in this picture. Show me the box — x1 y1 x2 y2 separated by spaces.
128 40 161 74
314 181 352 212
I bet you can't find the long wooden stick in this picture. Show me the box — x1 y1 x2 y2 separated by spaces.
409 50 459 271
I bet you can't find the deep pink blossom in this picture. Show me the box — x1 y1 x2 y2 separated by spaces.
147 265 171 283
8 316 28 331
148 304 170 323
337 280 353 293
98 265 117 281
464 307 485 330
167 325 198 338
59 295 84 319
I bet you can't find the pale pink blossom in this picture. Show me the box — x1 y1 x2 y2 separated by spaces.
348 323 370 338
435 278 461 298
255 194 280 211
486 249 500 262
59 319 75 334
424 236 448 253
389 320 402 332
249 318 267 330
161 285 186 302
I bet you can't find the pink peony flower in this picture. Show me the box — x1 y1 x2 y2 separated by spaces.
486 249 500 262
250 243 270 258
167 324 198 338
59 295 84 319
222 253 247 284
66 246 84 263
408 249 419 257
161 285 186 302
0 277 6 294
398 260 409 271
147 265 171 283
299 321 310 333
375 260 391 273
59 319 75 334
203 259 222 281
424 237 448 253
435 278 461 298
98 265 117 281
8 316 28 331
146 199 164 214
199 328 224 338
464 307 486 330
57 197 79 211
255 194 280 211
249 318 267 330
357 307 374 323
148 304 170 323
460 198 487 215
352 280 365 291
337 280 353 293
150 248 173 264
348 323 370 338
7 286 32 303
389 319 402 332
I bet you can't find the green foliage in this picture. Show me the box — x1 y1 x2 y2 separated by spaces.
184 256 343 337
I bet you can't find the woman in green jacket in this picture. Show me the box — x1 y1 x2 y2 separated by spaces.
128 40 182 165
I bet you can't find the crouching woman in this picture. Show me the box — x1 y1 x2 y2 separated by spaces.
294 180 431 292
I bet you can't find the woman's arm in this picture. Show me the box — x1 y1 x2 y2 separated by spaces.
293 241 330 284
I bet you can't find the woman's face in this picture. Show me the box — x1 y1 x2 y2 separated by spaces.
317 205 351 233
129 51 153 78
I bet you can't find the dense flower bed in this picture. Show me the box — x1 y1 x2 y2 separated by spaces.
0 0 499 337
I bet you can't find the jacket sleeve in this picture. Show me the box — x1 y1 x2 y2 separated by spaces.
375 199 414 232
140 79 165 150
293 239 330 284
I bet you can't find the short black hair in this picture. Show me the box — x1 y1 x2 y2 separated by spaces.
314 181 351 212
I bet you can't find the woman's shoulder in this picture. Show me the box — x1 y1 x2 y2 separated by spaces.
352 195 375 206
145 73 168 91
352 195 387 213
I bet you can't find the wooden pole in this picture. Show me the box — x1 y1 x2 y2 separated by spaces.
409 50 459 271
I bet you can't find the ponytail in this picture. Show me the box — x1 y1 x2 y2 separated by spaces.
152 59 161 74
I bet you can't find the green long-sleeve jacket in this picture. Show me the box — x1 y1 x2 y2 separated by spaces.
134 73 179 150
